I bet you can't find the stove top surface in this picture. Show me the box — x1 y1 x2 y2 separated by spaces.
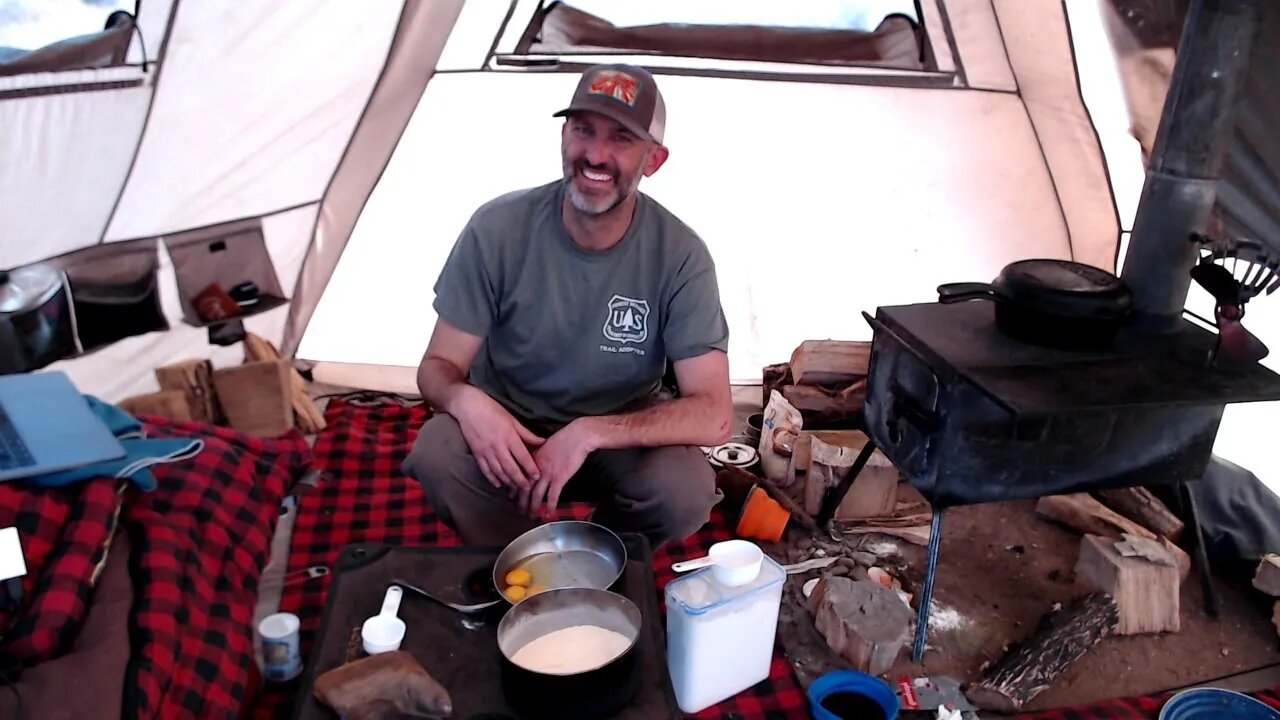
873 300 1280 416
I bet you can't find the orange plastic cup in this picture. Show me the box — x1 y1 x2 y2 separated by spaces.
735 485 790 543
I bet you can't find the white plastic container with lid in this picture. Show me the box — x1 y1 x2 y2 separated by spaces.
665 550 786 714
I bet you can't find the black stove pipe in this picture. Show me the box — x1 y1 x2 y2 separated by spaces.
1120 0 1265 332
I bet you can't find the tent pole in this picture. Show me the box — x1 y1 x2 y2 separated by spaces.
1119 0 1265 331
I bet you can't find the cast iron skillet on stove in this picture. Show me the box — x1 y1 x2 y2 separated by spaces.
937 258 1133 351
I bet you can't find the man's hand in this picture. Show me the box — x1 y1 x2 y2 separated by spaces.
520 420 597 519
450 385 544 494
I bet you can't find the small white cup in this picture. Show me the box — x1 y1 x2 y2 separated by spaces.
670 540 764 587
259 612 302 681
362 586 406 655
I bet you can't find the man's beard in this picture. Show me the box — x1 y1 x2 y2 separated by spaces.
562 153 648 217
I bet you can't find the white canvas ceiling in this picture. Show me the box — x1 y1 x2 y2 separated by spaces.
297 70 1079 384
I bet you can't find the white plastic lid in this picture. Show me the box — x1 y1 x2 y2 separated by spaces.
665 554 784 616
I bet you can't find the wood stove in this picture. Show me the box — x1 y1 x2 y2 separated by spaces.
843 298 1280 661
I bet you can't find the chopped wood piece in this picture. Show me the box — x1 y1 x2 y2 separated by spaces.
780 383 864 427
803 436 861 516
1036 494 1191 580
811 577 912 675
1253 554 1280 597
244 332 327 434
837 458 898 520
1075 534 1179 635
212 360 294 438
1036 493 1156 540
798 432 898 519
117 390 193 422
1114 533 1176 566
790 340 872 385
1097 487 1185 542
965 593 1118 713
155 359 221 425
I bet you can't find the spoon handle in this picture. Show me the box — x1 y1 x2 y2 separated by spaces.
381 585 403 617
671 556 715 573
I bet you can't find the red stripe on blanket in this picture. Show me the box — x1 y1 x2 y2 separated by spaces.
123 418 310 720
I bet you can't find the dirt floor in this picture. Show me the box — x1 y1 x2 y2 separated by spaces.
770 496 1280 714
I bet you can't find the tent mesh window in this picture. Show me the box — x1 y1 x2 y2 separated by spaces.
510 0 934 71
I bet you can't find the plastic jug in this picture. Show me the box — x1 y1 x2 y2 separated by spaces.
665 550 785 714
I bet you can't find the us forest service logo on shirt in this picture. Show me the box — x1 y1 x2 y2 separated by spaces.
601 294 649 353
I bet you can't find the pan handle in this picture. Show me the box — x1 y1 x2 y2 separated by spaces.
937 282 1002 303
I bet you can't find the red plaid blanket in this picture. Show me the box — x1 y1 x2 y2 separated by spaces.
248 397 809 719
0 417 311 720
248 397 1280 720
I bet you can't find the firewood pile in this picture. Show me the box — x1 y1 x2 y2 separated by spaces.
115 332 326 438
763 340 870 428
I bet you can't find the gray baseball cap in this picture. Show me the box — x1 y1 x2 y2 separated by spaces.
553 64 666 145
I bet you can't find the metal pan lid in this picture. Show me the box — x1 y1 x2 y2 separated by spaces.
0 265 64 315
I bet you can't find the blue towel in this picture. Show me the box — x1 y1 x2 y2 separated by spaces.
18 396 204 492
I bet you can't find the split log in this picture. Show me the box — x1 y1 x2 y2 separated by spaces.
796 431 901 521
1253 554 1280 597
1036 494 1190 580
803 436 861 516
1096 487 1185 542
1037 493 1156 540
780 382 865 428
1075 535 1180 635
212 360 294 438
811 577 913 676
155 359 221 425
244 332 327 434
964 593 1119 713
790 340 872 386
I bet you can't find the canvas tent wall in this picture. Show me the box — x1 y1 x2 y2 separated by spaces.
3 0 1119 403
291 0 1123 389
4 0 1276 495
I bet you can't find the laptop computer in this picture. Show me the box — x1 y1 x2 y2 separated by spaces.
0 371 127 481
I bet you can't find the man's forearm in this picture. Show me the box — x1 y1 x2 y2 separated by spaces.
578 394 731 451
417 357 470 415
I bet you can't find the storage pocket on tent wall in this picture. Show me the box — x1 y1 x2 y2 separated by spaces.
163 219 288 327
0 263 79 375
57 237 169 352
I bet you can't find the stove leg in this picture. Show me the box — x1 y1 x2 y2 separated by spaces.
1182 481 1219 620
912 509 944 662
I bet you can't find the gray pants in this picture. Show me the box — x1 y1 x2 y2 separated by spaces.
401 413 721 548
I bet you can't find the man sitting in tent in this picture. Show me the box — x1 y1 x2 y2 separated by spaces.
401 64 732 548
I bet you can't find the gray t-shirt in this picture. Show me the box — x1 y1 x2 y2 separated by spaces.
432 179 729 424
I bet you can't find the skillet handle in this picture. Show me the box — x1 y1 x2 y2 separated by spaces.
937 282 1000 303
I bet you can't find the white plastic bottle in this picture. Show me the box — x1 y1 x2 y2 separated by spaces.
665 554 786 714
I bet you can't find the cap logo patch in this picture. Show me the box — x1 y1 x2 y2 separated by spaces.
587 70 639 107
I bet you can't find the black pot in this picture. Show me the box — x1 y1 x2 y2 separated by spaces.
937 259 1132 350
496 588 642 720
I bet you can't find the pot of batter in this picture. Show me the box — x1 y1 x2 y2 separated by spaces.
495 587 642 720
